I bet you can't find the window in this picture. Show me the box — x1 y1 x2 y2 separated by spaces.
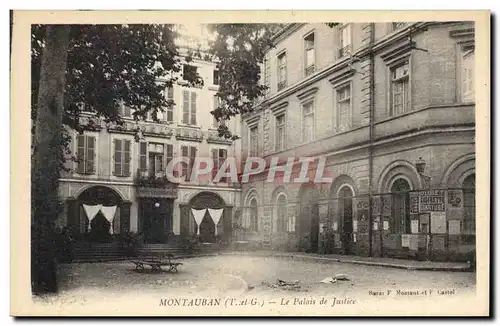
213 69 219 85
113 139 131 177
212 148 228 182
121 105 132 118
76 134 95 174
277 52 287 90
302 101 315 142
249 198 258 232
166 86 174 122
182 90 197 125
304 32 315 76
390 60 410 116
276 194 287 233
461 51 475 102
275 114 286 151
138 142 173 177
183 64 197 81
336 84 351 132
181 145 197 181
249 126 259 156
264 58 271 95
339 24 352 58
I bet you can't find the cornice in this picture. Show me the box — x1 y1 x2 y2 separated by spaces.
296 87 319 100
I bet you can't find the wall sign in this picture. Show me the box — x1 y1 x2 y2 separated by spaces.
419 190 445 212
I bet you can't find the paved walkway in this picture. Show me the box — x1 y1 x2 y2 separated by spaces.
221 251 472 272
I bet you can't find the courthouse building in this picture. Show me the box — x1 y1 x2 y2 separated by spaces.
237 22 475 262
57 28 242 246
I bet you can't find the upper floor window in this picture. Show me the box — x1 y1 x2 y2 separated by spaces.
182 90 197 125
277 52 287 91
302 101 315 143
113 139 131 177
183 64 197 81
121 104 132 118
339 24 352 58
181 145 197 181
264 58 271 95
213 69 219 85
461 50 475 102
76 134 96 175
336 84 352 133
165 86 174 122
212 148 228 182
275 113 286 151
390 60 410 116
304 32 315 76
249 126 259 156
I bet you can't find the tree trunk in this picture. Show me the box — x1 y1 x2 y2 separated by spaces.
31 25 70 294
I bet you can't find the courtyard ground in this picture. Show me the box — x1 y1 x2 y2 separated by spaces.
30 254 477 316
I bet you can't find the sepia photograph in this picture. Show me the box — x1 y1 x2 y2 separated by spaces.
10 10 490 317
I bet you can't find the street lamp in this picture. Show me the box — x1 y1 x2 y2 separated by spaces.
154 202 160 208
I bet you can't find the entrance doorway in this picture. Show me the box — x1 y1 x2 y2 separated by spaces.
139 198 174 244
391 178 411 234
338 186 354 255
187 192 226 243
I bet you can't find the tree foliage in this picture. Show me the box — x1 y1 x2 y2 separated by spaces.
31 24 203 167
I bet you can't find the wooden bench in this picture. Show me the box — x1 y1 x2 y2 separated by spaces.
130 253 183 273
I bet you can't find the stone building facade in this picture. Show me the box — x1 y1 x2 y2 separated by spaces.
237 22 475 262
57 42 242 245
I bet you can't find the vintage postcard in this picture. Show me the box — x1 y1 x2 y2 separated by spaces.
11 10 490 316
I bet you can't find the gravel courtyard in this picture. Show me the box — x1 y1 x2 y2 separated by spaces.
31 254 477 315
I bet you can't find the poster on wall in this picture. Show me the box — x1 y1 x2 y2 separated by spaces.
401 234 410 248
447 189 464 220
419 190 446 212
410 192 419 214
411 220 419 234
353 220 358 232
430 211 447 234
332 221 338 231
383 221 389 231
448 220 461 235
373 222 379 231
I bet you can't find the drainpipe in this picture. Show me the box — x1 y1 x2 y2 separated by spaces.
368 23 375 257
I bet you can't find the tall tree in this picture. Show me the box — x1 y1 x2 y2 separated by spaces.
30 24 202 294
31 25 71 294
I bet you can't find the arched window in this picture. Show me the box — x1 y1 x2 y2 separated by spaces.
391 178 411 234
276 194 287 233
463 174 475 234
249 198 258 232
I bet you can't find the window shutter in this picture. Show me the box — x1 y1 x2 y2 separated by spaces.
212 148 218 181
86 136 95 174
181 146 188 180
182 90 190 124
123 140 131 176
167 87 174 122
77 134 85 173
114 139 122 176
220 149 227 182
139 141 147 171
189 146 197 180
165 144 173 171
190 92 197 125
